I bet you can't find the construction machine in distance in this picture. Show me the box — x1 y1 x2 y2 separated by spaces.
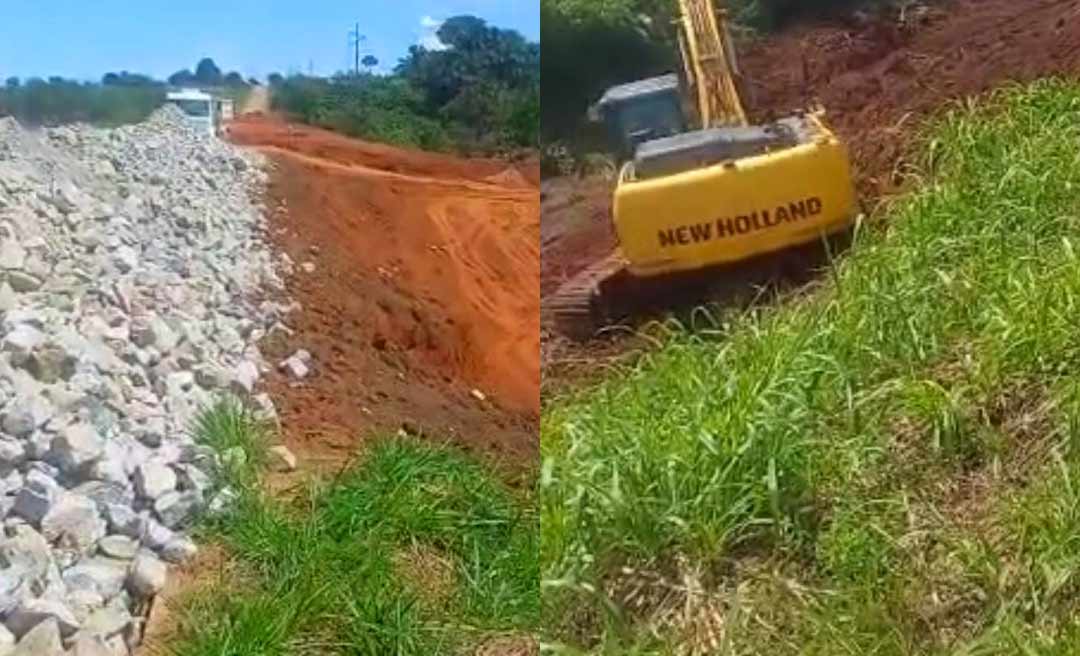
550 0 857 340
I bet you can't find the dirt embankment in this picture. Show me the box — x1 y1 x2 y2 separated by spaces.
542 0 1080 336
230 117 539 466
740 0 1080 195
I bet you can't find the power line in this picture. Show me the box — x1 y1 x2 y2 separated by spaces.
348 23 367 76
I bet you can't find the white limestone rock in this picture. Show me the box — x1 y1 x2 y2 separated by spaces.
126 553 166 599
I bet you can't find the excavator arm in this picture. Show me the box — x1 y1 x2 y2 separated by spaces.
677 0 748 128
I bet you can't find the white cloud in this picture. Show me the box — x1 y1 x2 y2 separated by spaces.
418 15 447 50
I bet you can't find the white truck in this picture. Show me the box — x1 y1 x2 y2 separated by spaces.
164 89 235 137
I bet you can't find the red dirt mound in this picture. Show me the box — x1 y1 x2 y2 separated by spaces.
740 0 1080 195
230 118 539 466
542 0 1080 316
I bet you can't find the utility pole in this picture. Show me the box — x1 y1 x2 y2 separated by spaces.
349 22 366 76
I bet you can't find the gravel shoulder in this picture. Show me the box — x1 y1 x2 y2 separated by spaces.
0 107 289 654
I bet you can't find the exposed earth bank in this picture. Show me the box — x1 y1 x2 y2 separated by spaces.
229 117 540 466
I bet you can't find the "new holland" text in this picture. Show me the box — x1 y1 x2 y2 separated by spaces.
658 197 824 248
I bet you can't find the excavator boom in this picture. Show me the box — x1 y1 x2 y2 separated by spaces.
677 0 748 128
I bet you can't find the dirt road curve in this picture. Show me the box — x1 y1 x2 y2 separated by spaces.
230 117 539 466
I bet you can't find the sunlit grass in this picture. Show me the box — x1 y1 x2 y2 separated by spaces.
171 404 538 655
542 79 1080 652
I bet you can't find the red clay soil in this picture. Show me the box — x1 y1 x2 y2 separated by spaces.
228 117 517 185
540 176 618 299
230 117 539 466
740 0 1080 195
542 0 1080 320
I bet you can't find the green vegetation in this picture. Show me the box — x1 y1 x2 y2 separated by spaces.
542 80 1080 652
0 57 252 127
0 77 165 126
271 16 539 154
540 0 672 151
168 57 253 92
167 401 539 655
272 76 453 152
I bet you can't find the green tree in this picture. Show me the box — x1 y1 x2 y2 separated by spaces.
272 16 538 154
168 69 195 87
397 15 539 112
0 76 164 126
102 71 159 87
194 58 222 86
224 71 247 87
540 0 673 143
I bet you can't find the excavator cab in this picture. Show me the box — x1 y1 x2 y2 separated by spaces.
593 72 807 182
593 74 686 161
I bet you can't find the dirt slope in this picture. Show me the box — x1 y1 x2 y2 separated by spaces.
230 117 539 465
542 0 1080 333
740 0 1080 194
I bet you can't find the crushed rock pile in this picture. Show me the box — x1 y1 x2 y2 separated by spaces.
0 105 289 654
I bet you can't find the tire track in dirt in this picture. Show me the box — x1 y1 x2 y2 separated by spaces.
258 145 536 197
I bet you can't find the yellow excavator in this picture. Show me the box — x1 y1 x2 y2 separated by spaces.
551 0 856 339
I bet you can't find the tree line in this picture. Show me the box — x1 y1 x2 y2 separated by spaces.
0 57 254 127
0 76 165 127
166 58 260 89
2 15 541 157
272 15 539 154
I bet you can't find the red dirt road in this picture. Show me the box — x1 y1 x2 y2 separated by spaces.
543 0 1080 321
231 117 539 465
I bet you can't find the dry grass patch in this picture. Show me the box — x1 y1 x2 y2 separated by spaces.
474 632 539 656
137 544 236 656
394 542 458 611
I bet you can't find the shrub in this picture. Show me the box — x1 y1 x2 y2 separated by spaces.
273 75 453 151
0 77 165 126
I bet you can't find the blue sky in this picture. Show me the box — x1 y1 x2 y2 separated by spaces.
0 0 539 82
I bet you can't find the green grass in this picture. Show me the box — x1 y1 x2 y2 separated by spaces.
542 79 1080 653
192 398 270 488
165 401 538 655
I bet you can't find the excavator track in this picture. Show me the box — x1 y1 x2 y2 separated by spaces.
548 253 629 341
548 232 853 342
